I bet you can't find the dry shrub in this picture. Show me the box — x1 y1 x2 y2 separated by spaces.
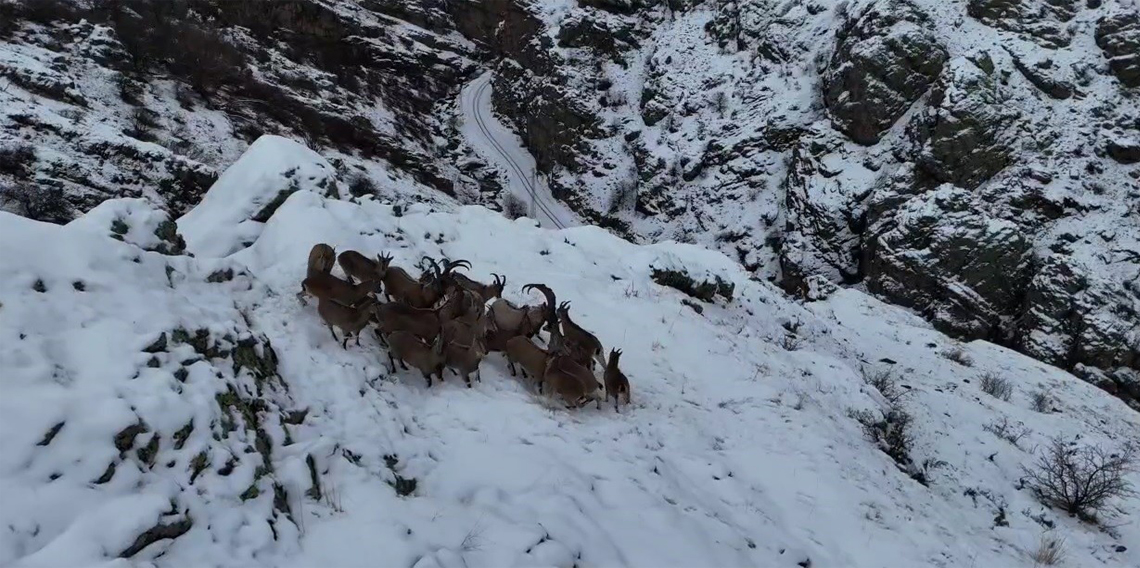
1023 437 1137 522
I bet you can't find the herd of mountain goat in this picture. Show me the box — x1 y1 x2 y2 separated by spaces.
297 243 632 410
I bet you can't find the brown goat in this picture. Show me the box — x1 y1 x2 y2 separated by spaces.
386 331 446 387
302 271 375 307
543 352 602 408
442 327 487 388
298 243 337 303
485 283 555 352
555 302 606 370
602 348 631 411
373 295 450 344
337 250 389 292
317 295 377 349
382 254 445 309
451 272 506 304
504 336 549 390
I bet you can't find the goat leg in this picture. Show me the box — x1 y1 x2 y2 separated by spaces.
386 352 397 374
508 360 516 376
399 358 408 371
328 325 339 343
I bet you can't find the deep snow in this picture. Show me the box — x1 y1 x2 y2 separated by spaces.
1 137 1138 568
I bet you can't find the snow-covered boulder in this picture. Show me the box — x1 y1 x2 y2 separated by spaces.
1096 11 1140 88
68 197 185 255
177 135 338 258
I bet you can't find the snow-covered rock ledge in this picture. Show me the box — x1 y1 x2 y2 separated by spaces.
1 139 1137 567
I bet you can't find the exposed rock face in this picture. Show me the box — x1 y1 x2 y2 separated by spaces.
780 131 866 293
865 185 1035 340
0 0 475 220
967 0 1080 48
1020 255 1140 409
822 0 948 145
907 58 1020 189
1096 12 1140 88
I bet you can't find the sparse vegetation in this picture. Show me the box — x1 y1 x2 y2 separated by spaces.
851 407 915 472
607 178 637 214
0 143 35 176
502 193 529 220
650 267 734 303
1031 389 1052 413
0 183 72 224
1030 532 1066 566
863 368 910 406
942 346 973 366
980 372 1013 402
347 174 377 197
1023 437 1137 522
984 417 1031 448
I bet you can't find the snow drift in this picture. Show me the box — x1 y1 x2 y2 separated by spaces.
1 139 1137 567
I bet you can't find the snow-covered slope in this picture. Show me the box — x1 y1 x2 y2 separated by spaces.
1 139 1137 567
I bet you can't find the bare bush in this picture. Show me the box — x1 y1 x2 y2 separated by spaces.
863 368 910 406
1031 389 1052 413
1030 532 1066 566
851 407 914 469
347 174 376 197
0 183 72 224
984 417 1031 448
1023 437 1137 522
0 143 35 176
502 193 529 220
980 372 1013 402
607 178 637 214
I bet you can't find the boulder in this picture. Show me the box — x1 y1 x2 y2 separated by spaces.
823 0 948 145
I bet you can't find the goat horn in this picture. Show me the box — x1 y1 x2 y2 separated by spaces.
535 284 559 328
444 259 471 274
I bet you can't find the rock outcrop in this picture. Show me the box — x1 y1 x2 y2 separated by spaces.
822 0 948 145
865 185 1035 341
1096 12 1140 88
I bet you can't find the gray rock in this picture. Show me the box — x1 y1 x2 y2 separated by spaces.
1095 12 1140 88
1107 136 1140 164
1020 255 1140 373
968 0 1079 48
907 58 1020 189
822 0 948 145
865 185 1035 340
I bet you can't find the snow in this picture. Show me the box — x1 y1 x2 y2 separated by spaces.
2 140 1138 567
177 135 338 258
459 72 579 230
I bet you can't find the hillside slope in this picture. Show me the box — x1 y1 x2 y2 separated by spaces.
1 137 1137 567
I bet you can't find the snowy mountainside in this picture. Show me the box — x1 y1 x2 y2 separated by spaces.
0 0 1135 405
1 137 1138 567
480 0 1140 405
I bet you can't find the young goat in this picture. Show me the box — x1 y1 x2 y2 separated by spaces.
603 348 631 411
317 295 377 349
386 331 446 387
